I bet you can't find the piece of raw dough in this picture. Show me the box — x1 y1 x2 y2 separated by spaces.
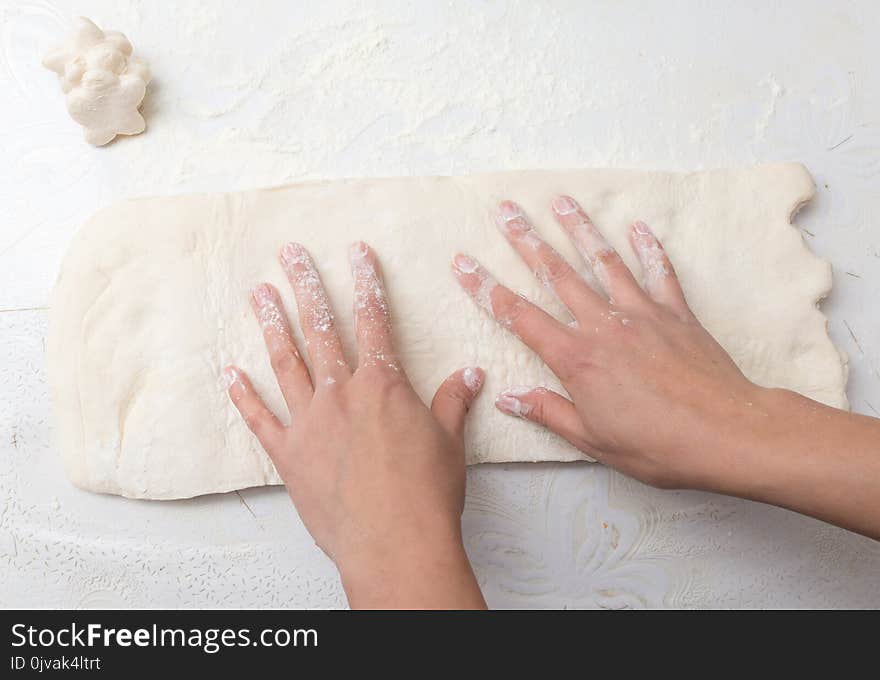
47 164 848 500
42 17 151 146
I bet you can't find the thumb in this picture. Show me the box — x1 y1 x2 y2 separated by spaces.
495 386 591 452
431 367 484 441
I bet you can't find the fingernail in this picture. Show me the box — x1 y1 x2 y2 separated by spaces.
280 242 304 266
495 213 530 236
498 200 523 220
633 220 651 235
349 241 368 260
220 366 240 390
462 366 483 392
495 202 529 236
496 394 531 417
252 283 273 306
551 195 579 215
452 253 479 274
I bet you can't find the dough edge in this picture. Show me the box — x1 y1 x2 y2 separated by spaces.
47 163 848 499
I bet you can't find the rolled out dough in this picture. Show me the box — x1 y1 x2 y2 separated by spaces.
48 163 848 500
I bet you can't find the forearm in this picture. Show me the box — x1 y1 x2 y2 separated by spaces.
339 534 487 610
718 388 880 539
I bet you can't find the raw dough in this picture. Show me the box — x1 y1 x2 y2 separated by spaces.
42 17 151 146
47 164 848 500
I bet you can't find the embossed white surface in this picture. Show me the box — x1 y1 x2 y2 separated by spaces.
1 0 878 608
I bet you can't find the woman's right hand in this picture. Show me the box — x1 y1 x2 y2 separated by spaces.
452 196 764 491
452 196 880 539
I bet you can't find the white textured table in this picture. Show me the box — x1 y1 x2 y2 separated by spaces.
1 0 878 609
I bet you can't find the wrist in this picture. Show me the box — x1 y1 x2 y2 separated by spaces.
681 383 790 497
338 528 485 610
702 385 880 538
697 385 810 500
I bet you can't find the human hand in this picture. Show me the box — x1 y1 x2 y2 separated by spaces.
452 197 768 493
225 241 486 609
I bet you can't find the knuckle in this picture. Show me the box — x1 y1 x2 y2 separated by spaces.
542 254 575 284
270 349 299 375
498 295 529 325
376 378 408 403
243 412 263 433
526 394 546 424
444 381 472 404
550 344 592 381
507 216 531 232
304 306 333 331
597 249 625 271
364 365 407 392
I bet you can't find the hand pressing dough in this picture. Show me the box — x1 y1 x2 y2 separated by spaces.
47 164 848 500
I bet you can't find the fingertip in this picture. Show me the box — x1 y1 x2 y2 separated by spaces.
221 366 284 447
494 386 535 418
452 253 479 275
495 394 531 418
221 365 243 393
461 366 484 395
495 201 532 236
551 194 579 216
349 240 369 261
431 366 487 438
632 220 653 237
251 282 274 306
280 241 306 267
498 200 522 219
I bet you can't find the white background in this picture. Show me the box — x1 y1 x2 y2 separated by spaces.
1 0 878 608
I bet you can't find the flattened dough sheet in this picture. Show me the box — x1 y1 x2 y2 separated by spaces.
48 163 848 499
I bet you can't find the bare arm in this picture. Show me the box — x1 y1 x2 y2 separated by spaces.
453 197 880 540
728 389 880 539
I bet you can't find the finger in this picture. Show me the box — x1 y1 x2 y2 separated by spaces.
494 200 604 319
451 253 573 362
628 221 691 317
495 385 592 453
280 242 350 382
223 365 284 452
430 367 484 441
550 195 647 308
250 283 313 413
349 241 400 371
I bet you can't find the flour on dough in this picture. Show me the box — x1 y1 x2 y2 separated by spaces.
47 164 848 499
